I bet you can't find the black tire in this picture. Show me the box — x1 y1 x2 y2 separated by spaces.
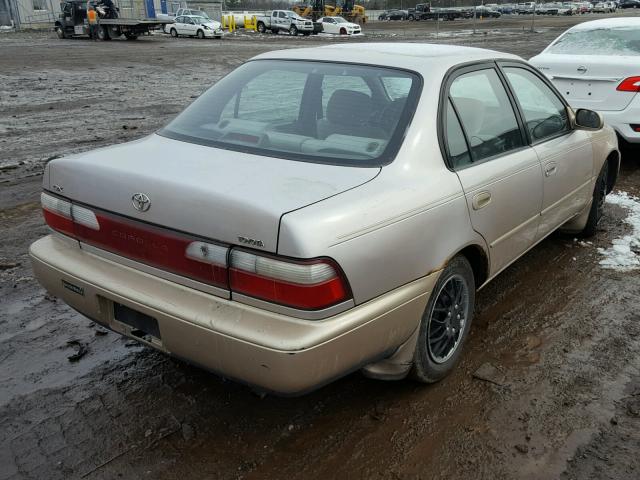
197 29 205 39
408 14 415 20
170 28 178 37
411 255 475 383
257 21 266 33
289 25 298 35
97 26 110 41
56 26 66 39
581 161 609 237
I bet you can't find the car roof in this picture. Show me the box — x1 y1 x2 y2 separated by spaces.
252 43 521 74
568 17 640 30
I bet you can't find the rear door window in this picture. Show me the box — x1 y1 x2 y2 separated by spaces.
448 68 524 163
444 100 472 169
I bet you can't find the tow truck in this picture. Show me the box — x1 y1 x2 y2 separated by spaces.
55 0 172 40
407 3 460 20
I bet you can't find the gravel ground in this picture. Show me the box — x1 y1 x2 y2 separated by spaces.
1 11 640 480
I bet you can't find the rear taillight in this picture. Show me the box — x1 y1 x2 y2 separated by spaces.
616 76 640 92
41 192 352 312
41 193 74 236
41 192 228 288
229 250 350 310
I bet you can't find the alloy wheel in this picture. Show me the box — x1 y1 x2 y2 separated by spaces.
427 274 470 364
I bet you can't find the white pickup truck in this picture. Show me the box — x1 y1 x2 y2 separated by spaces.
256 10 314 35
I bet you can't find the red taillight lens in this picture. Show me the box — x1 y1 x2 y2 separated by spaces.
41 192 75 236
229 250 350 310
41 192 228 288
616 76 640 92
76 212 229 288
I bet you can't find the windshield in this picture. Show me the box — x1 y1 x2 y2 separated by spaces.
192 17 208 24
334 17 347 23
160 60 420 167
549 27 640 56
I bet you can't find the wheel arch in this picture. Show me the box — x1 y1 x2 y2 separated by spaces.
605 149 620 194
454 244 489 290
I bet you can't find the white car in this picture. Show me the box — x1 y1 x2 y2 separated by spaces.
530 18 640 146
318 16 362 35
166 15 222 39
593 2 610 11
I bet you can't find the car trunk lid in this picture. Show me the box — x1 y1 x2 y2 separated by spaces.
46 134 379 253
533 55 638 111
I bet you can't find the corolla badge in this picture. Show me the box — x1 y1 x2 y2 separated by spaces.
238 236 265 248
131 193 151 212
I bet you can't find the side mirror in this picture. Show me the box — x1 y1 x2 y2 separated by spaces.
572 108 604 131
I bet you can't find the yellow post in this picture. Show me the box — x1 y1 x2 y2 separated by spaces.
244 15 257 31
222 15 227 29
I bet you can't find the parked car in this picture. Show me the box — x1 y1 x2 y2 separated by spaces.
31 43 619 396
593 2 612 12
472 5 502 17
575 2 591 13
158 8 210 23
166 15 222 39
557 2 576 14
317 16 362 34
564 2 581 14
378 9 407 20
516 2 537 13
530 18 640 146
175 8 210 18
497 3 516 13
537 3 560 14
619 0 640 7
256 10 314 35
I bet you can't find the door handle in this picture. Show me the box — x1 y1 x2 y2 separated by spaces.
544 162 557 177
472 191 492 210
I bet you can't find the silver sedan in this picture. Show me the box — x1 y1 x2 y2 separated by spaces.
30 43 619 395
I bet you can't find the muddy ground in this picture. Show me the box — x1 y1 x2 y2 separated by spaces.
2 11 640 480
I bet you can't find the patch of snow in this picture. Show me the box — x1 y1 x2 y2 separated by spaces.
597 191 640 271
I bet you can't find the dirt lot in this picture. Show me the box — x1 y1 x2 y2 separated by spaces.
2 11 640 480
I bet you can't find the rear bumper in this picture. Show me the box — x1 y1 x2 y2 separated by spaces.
30 235 436 395
599 100 640 144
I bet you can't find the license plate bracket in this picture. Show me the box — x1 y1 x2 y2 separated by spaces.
113 303 161 340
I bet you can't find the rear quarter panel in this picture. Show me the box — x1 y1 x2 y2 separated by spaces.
278 170 480 304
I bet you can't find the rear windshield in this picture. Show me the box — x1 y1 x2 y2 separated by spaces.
549 27 640 56
159 60 421 167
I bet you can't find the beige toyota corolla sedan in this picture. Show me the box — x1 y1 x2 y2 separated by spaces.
30 44 619 395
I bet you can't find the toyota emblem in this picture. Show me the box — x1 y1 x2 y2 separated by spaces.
131 193 151 212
